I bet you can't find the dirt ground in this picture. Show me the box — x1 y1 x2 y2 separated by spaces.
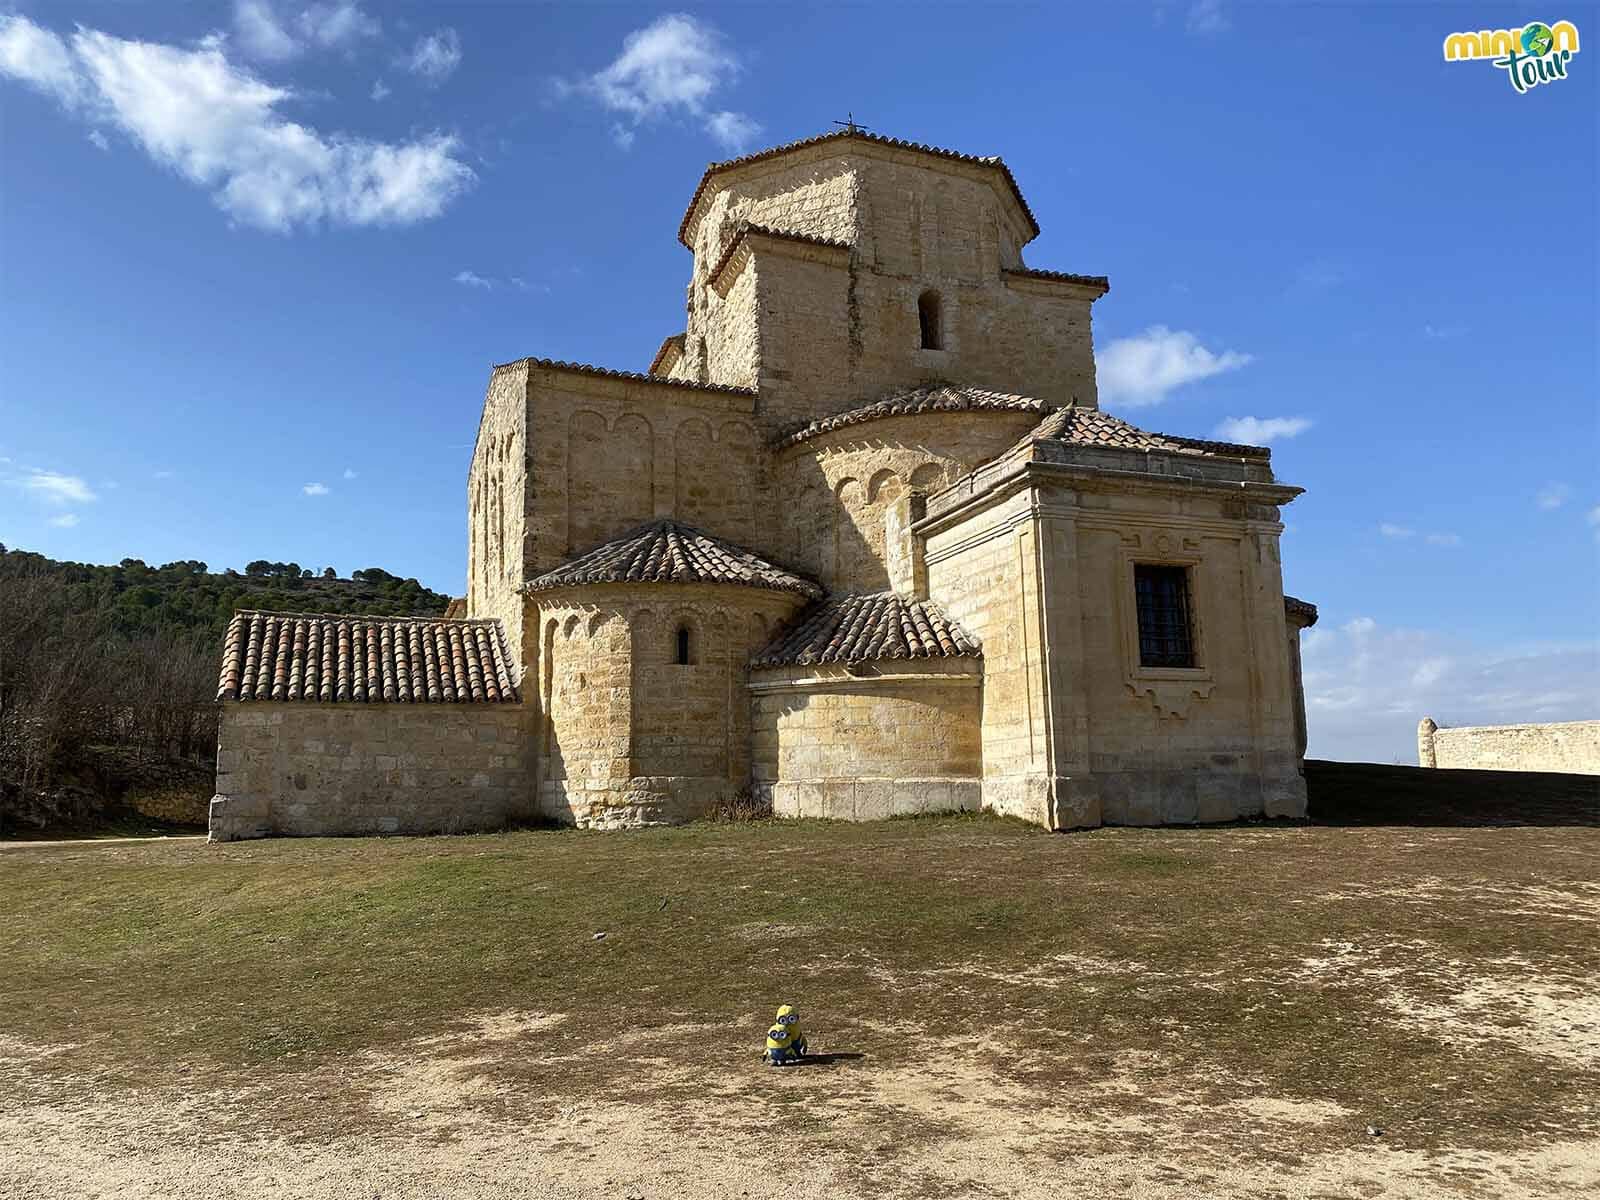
3 771 1596 1199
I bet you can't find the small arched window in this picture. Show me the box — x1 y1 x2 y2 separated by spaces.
918 290 942 350
675 625 693 666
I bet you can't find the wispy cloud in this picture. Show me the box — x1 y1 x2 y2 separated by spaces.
1292 258 1352 291
401 28 461 84
1536 482 1571 511
153 469 175 479
1302 616 1599 762
233 1 380 63
342 467 357 480
86 128 109 150
369 78 389 101
14 469 97 505
0 14 473 233
1097 325 1252 407
47 512 81 528
1423 323 1467 340
454 270 540 292
454 270 495 290
561 14 761 153
1186 0 1230 36
303 481 330 496
1381 522 1461 546
1212 416 1311 446
1588 505 1600 542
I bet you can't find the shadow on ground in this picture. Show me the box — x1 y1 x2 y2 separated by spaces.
1307 759 1600 828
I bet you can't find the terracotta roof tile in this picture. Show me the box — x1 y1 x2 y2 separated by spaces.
1003 266 1110 294
1018 405 1272 460
1284 595 1319 627
647 333 686 377
752 591 981 668
678 128 1041 249
492 355 756 396
772 384 1055 451
525 519 822 599
217 611 518 704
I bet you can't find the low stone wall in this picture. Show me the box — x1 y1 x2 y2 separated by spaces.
750 660 982 820
1418 718 1600 776
210 702 534 840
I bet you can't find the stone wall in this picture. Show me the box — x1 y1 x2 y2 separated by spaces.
922 465 1305 828
467 361 531 676
766 410 1044 593
750 659 982 819
684 145 1102 439
209 702 534 841
534 583 803 828
1419 718 1600 775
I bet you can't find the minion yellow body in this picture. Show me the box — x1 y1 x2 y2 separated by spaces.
763 1004 808 1066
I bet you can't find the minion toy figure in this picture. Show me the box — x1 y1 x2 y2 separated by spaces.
763 1004 808 1067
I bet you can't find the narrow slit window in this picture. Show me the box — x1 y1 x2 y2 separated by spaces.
675 626 692 666
918 290 942 350
1134 565 1196 668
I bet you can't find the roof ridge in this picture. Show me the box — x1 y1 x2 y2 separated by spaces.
751 589 982 668
230 608 494 624
771 383 1056 451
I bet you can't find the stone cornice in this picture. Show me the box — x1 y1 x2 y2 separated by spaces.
497 357 756 411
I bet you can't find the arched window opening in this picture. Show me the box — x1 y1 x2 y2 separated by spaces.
918 290 942 350
675 625 693 666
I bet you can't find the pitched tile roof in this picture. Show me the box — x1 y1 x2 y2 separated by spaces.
678 128 1041 249
217 611 518 704
752 591 982 668
525 520 823 599
647 333 685 376
707 222 853 292
1003 266 1111 295
772 384 1056 451
492 355 756 397
1018 405 1272 459
1284 595 1319 627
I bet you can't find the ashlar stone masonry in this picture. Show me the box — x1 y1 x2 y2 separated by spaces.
212 128 1319 840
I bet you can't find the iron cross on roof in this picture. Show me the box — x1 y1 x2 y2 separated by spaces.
832 113 870 134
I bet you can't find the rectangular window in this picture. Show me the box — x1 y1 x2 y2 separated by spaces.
1134 565 1196 668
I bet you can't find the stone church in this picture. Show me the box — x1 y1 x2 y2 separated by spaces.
210 129 1317 841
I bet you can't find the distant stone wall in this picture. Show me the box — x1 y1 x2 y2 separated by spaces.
210 703 533 841
750 660 982 820
1418 718 1600 775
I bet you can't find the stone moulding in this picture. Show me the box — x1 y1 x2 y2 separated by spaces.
707 223 853 299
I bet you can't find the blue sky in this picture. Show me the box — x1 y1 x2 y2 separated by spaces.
2 2 1596 761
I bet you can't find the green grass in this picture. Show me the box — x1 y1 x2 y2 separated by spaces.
2 765 1597 1159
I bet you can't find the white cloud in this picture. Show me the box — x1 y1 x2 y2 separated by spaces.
47 513 81 528
1096 325 1252 407
1588 505 1600 542
1423 323 1467 340
1536 482 1571 511
234 2 380 63
1382 524 1463 546
0 11 84 105
704 109 761 152
0 15 473 233
1301 616 1600 763
566 14 759 152
153 469 175 479
1186 0 1230 36
1211 416 1311 446
1379 523 1414 539
402 28 461 84
303 481 330 496
14 469 97 505
342 467 357 479
87 128 109 150
454 270 494 289
370 78 389 101
1425 532 1463 547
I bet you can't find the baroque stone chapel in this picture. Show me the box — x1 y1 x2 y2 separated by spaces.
210 129 1319 841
